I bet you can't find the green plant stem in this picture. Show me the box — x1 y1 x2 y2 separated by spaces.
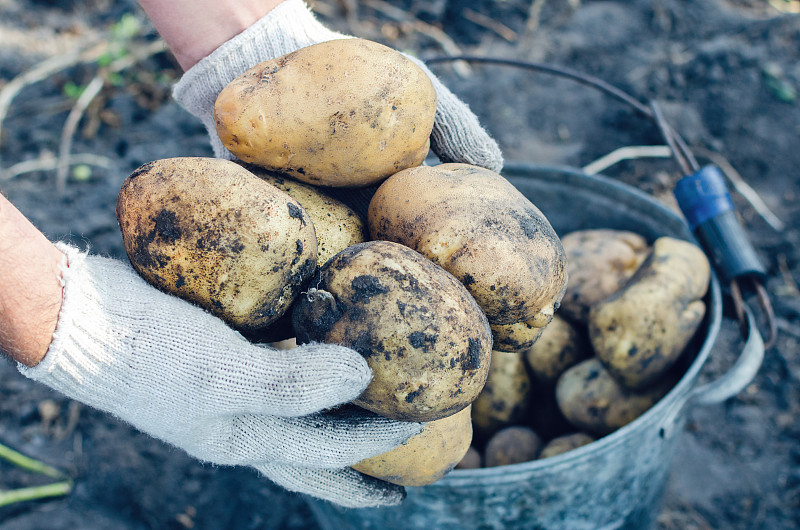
0 481 73 508
0 442 64 479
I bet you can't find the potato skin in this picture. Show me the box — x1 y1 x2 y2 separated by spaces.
483 426 542 468
214 39 436 187
369 163 568 327
471 350 532 439
589 237 710 389
116 157 318 331
555 358 671 436
490 319 544 353
292 240 492 422
524 314 588 385
560 229 650 322
245 166 367 265
539 432 595 459
352 406 473 486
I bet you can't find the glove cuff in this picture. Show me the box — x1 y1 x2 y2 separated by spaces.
172 0 349 158
18 244 235 412
18 244 122 409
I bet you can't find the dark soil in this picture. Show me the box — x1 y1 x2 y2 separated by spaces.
1 0 798 528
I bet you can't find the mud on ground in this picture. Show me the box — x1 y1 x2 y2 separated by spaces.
0 0 798 528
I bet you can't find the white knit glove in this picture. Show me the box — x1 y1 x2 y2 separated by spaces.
172 0 503 173
19 244 423 507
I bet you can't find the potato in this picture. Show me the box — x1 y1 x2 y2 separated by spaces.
483 426 542 468
490 319 544 353
524 314 588 384
245 166 367 265
369 163 568 327
214 39 437 188
455 446 482 470
471 350 532 439
292 240 492 422
589 237 710 389
352 406 472 486
116 157 317 331
560 229 650 322
555 358 672 436
538 432 595 459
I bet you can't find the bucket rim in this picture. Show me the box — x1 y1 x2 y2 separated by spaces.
422 161 724 487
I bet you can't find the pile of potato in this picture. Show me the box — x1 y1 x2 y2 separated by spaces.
457 229 711 469
115 38 710 486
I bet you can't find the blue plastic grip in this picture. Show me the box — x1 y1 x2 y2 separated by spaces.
673 165 734 230
672 164 766 281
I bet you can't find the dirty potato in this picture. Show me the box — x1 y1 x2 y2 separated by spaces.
292 240 492 422
524 314 588 385
538 432 595 459
559 229 650 322
245 166 367 265
490 319 544 353
555 358 672 436
483 426 542 468
214 39 437 187
352 406 473 486
116 157 317 331
369 163 568 327
471 349 532 439
589 237 711 389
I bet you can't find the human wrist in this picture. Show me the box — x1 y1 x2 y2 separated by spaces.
138 0 285 70
0 195 64 367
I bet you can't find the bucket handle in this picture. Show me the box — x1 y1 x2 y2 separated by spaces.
690 305 764 406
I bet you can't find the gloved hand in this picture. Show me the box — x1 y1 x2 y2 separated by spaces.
19 243 423 507
172 0 503 173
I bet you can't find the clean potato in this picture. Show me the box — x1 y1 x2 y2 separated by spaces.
292 240 492 422
589 237 710 389
471 349 532 439
214 39 437 187
524 314 588 385
116 157 317 331
369 163 568 327
555 358 672 436
352 406 472 486
245 166 367 265
560 229 650 322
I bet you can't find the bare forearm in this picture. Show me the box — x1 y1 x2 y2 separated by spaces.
1 1 285 366
0 193 65 367
138 0 284 70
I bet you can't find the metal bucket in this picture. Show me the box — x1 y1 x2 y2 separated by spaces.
306 162 765 530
